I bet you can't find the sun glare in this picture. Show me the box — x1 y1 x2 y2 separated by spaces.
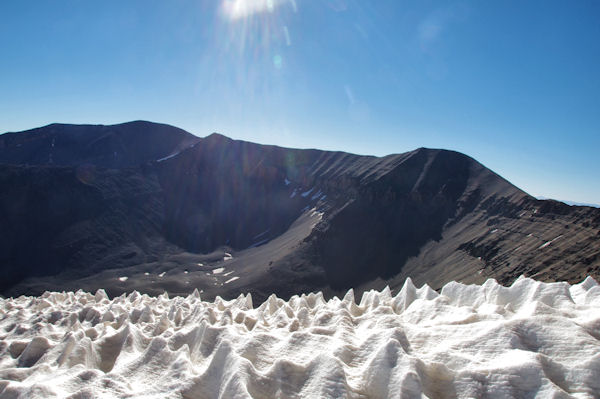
215 0 297 76
221 0 288 20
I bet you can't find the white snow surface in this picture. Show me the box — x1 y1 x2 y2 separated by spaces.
1 277 599 398
156 151 181 162
539 235 563 249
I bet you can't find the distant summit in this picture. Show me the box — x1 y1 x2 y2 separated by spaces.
0 120 200 168
1 121 599 300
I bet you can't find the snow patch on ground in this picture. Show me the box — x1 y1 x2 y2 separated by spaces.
117 276 128 282
301 187 314 198
224 276 239 284
156 151 180 162
539 235 563 249
310 208 323 218
212 267 225 274
0 277 599 398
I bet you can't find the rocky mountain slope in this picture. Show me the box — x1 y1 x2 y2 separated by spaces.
1 121 599 300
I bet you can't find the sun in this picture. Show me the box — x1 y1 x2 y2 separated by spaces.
221 0 288 21
216 0 296 69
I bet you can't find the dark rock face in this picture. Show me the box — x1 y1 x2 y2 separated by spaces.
0 121 199 168
155 135 323 253
1 121 599 299
0 164 165 293
313 148 473 289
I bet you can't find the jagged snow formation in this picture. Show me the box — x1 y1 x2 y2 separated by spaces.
1 277 600 398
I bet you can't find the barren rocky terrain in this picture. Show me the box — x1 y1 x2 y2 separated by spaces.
1 121 599 301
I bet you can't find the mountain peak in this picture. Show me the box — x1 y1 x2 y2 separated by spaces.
204 132 233 142
0 121 199 168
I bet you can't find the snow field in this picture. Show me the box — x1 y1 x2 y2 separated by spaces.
0 276 599 398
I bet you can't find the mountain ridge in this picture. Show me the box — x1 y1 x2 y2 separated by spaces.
1 122 598 301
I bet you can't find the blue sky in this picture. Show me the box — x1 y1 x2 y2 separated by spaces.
1 0 599 204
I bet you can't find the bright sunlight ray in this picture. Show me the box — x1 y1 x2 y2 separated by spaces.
221 0 290 20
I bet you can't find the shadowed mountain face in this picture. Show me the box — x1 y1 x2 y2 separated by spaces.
0 121 200 168
1 122 599 300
